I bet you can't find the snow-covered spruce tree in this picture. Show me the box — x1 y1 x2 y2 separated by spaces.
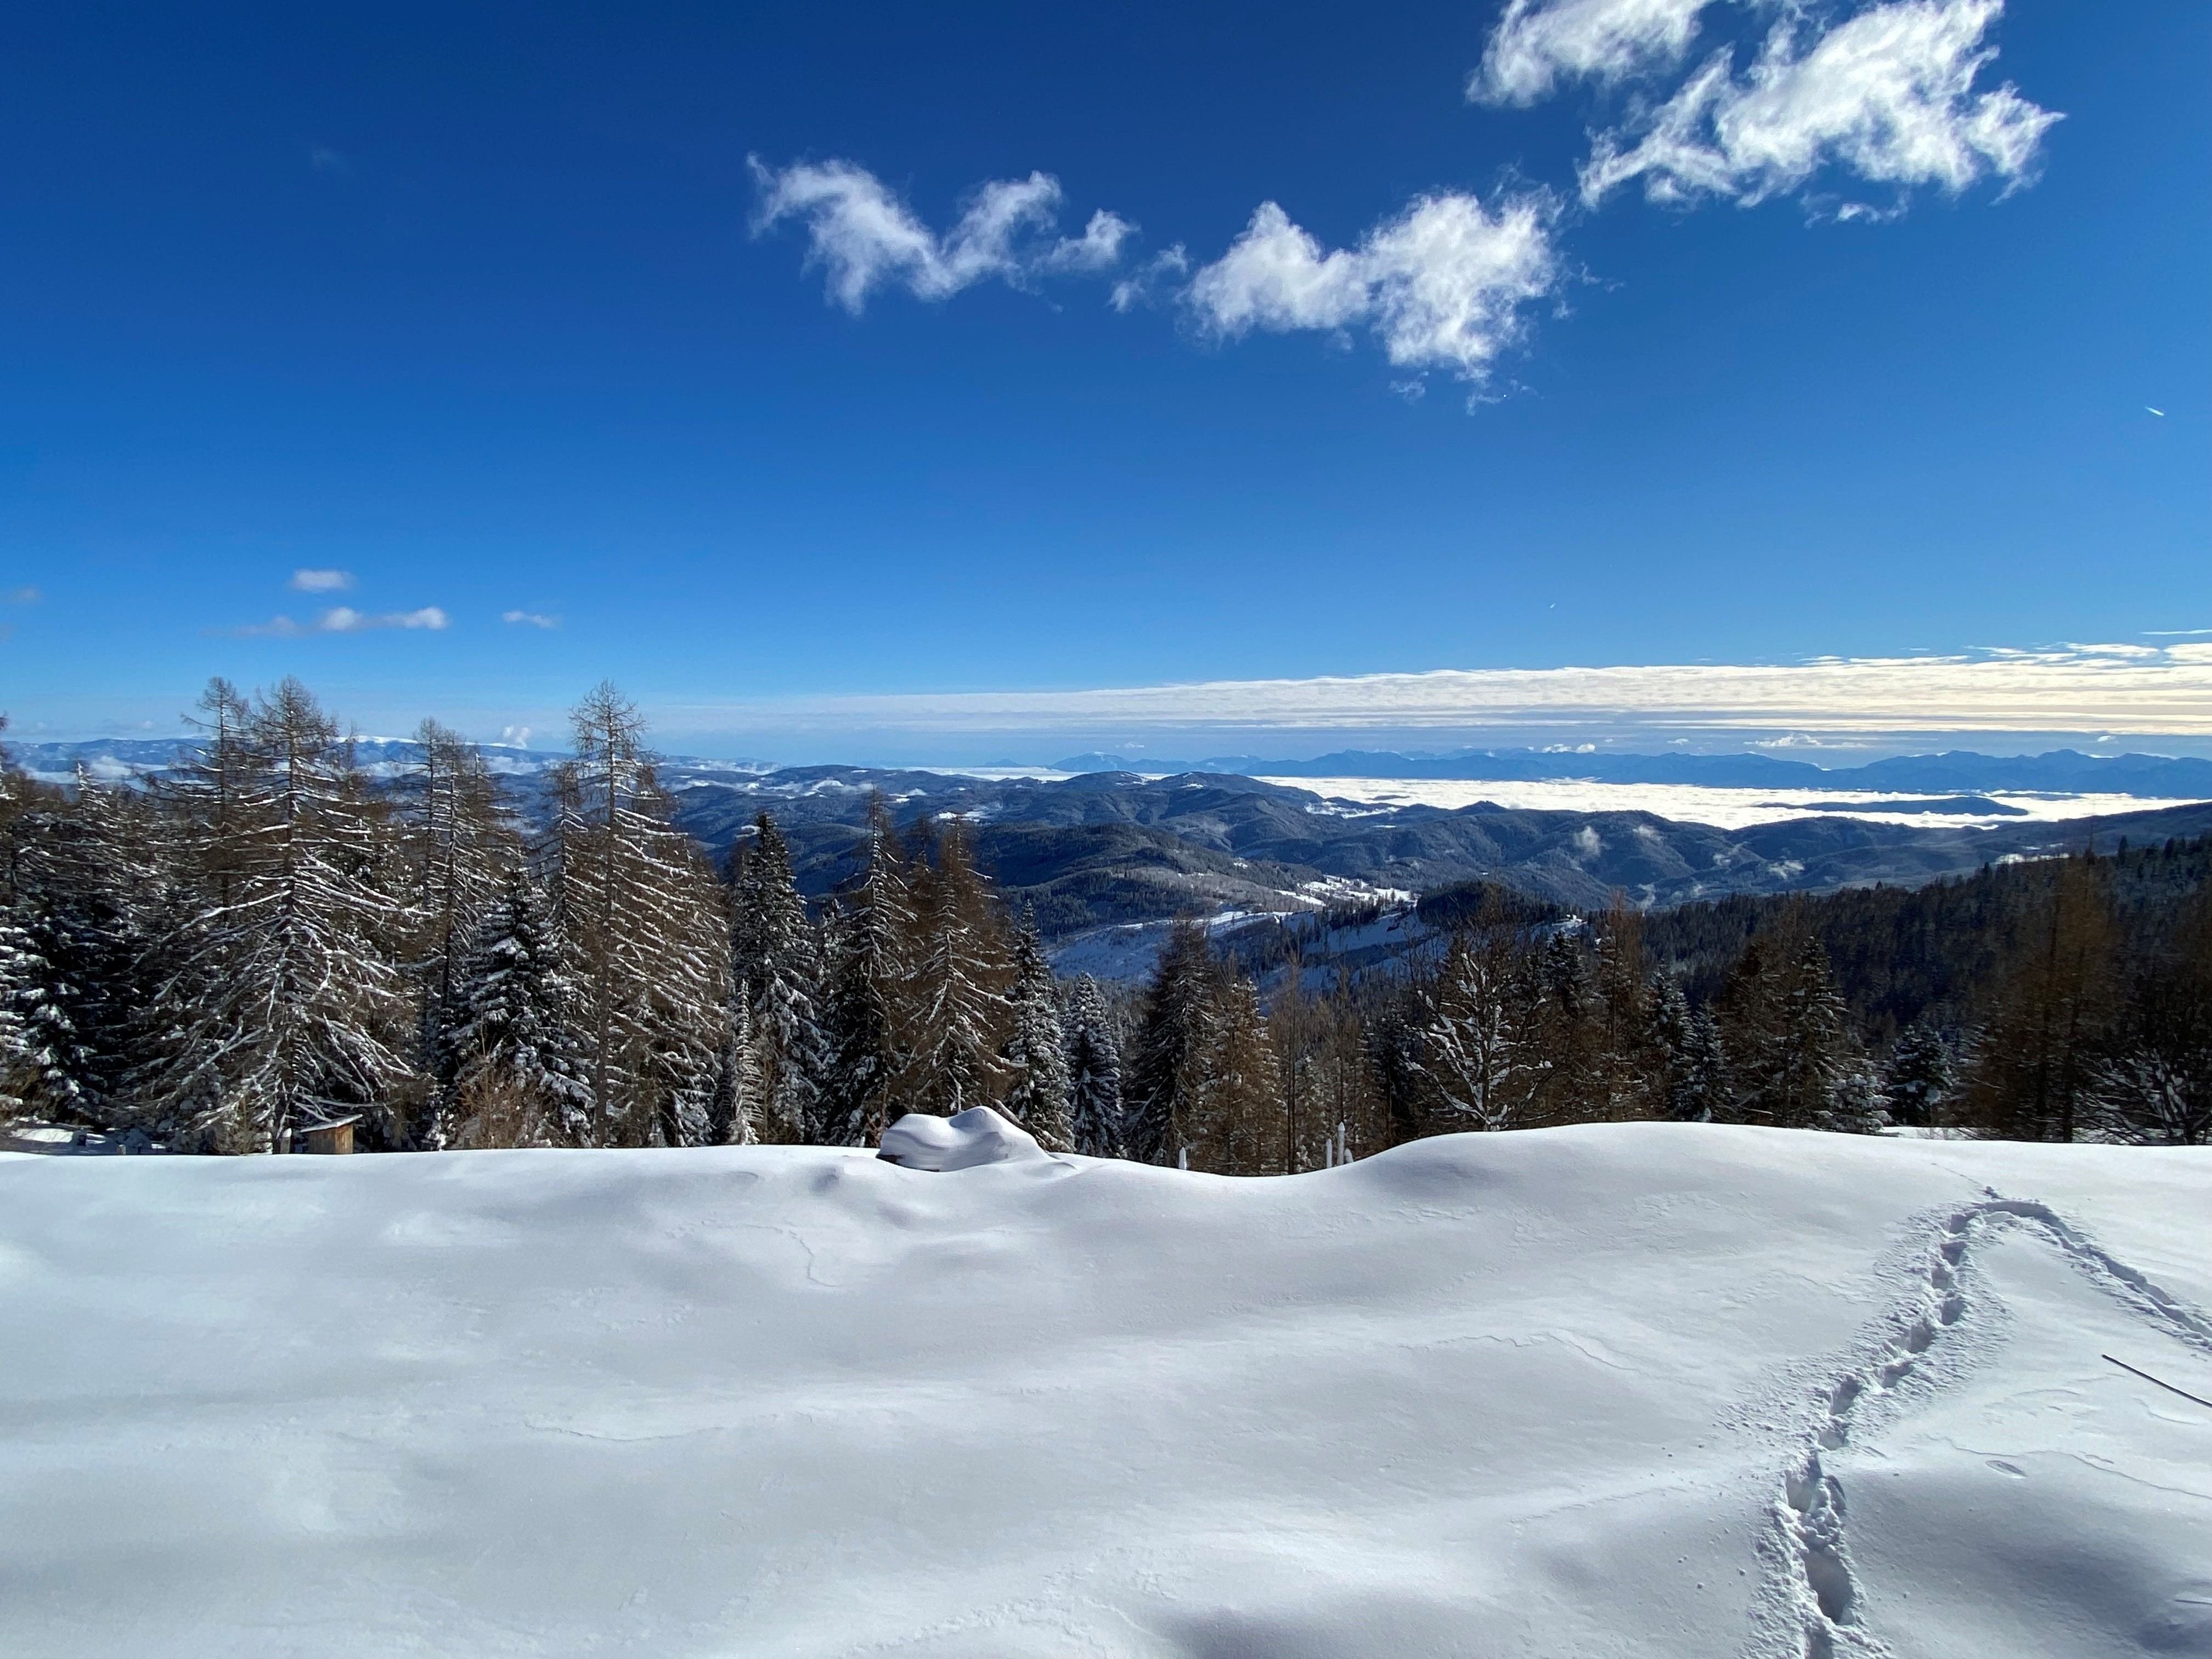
436 866 592 1147
399 719 516 1094
1647 977 1726 1122
1062 973 1124 1158
1720 930 1863 1131
816 806 912 1146
998 907 1071 1148
1415 928 1537 1133
142 677 419 1153
0 778 157 1122
1882 1022 1958 1130
546 684 731 1148
897 821 1011 1117
1528 928 1599 1123
729 809 825 1141
0 913 42 1108
714 993 761 1146
1124 918 1218 1166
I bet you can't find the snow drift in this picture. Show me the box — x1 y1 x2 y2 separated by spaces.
1 1126 2206 1658
877 1104 1049 1170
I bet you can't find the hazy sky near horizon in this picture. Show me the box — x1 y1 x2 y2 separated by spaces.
1 0 2207 760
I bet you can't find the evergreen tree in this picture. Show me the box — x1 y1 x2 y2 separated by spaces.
898 822 1009 1117
730 810 824 1140
1770 936 1859 1130
544 683 731 1148
1187 969 1274 1173
0 913 45 1107
1718 930 1860 1130
400 719 514 1086
715 994 761 1146
1591 896 1660 1119
0 782 154 1120
1677 1003 1729 1122
1062 974 1124 1158
999 908 1071 1148
816 809 911 1146
1882 1022 1957 1129
438 868 593 1147
1125 919 1217 1165
142 677 418 1152
1417 929 1534 1132
1528 928 1599 1121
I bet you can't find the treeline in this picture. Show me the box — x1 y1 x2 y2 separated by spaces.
0 679 1103 1155
2 680 2205 1162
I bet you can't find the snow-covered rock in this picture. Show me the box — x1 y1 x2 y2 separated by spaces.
877 1104 1049 1170
0 1126 2206 1658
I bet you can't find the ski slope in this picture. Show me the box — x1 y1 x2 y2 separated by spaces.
2 1126 2207 1658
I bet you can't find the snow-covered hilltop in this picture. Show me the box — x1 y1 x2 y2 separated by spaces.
2 1125 2204 1658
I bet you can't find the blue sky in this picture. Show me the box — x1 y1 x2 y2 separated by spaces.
1 0 2207 762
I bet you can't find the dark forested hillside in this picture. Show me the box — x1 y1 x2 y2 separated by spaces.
1641 836 2211 1042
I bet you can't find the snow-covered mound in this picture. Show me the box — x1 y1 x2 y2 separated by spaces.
1 1127 2206 1658
878 1104 1049 1170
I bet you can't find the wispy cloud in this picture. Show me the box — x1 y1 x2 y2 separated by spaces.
1185 192 1560 383
1472 0 1711 106
751 157 1134 312
656 643 2212 740
232 606 448 638
501 610 560 629
289 568 355 592
1576 0 2058 209
4 586 38 604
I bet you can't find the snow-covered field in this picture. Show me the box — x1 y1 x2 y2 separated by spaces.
1266 777 2211 830
2 1127 2207 1658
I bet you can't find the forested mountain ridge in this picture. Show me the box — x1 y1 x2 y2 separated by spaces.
669 770 2212 936
14 737 2212 940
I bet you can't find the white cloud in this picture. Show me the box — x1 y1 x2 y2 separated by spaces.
289 568 354 592
502 610 560 629
321 606 448 633
1109 246 1191 313
233 606 448 638
4 586 38 604
1043 209 1138 273
1185 192 1560 380
1472 0 1712 106
658 643 2212 740
1579 0 2059 208
751 157 1134 312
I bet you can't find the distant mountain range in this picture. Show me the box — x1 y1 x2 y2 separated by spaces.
15 740 2208 946
1052 747 2212 795
667 767 2212 943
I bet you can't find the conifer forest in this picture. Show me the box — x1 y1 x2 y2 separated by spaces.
3 679 2207 1163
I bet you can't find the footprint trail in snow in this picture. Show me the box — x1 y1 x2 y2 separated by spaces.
1759 1192 2212 1659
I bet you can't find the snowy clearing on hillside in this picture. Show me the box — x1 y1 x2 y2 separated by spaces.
1268 777 2211 831
2 1127 2207 1658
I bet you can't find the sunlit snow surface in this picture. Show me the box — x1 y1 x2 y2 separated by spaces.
1262 776 2212 830
2 1128 2207 1658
